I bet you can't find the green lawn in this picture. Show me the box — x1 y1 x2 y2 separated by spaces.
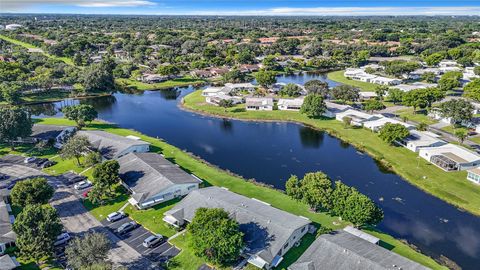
36 117 446 270
396 108 438 125
0 34 74 65
116 77 205 91
327 70 378 91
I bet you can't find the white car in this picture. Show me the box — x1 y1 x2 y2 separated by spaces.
54 232 71 246
24 157 37 164
106 211 126 222
74 180 92 190
143 234 164 248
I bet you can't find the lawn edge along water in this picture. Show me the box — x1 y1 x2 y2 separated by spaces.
327 70 378 91
181 90 480 218
37 117 446 270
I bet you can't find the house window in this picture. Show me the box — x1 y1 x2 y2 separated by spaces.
301 227 306 233
283 242 289 249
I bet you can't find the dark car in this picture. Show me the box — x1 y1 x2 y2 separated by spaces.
39 160 56 169
116 221 138 235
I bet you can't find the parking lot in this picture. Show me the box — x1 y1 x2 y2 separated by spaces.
101 217 180 262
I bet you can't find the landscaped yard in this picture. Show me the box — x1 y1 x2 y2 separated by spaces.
36 117 447 270
327 70 379 91
396 108 438 125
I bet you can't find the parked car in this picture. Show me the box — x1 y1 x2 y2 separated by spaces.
39 160 56 169
82 190 90 198
24 157 37 164
74 180 92 190
107 211 126 222
54 232 71 246
143 234 164 248
116 221 137 235
0 173 8 180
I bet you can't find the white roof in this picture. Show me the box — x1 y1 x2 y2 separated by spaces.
371 76 400 83
404 130 446 147
359 92 377 98
325 102 351 112
343 226 380 244
202 87 224 94
225 83 255 89
394 82 437 92
420 143 480 163
363 117 415 129
336 109 375 121
278 97 304 107
246 97 274 106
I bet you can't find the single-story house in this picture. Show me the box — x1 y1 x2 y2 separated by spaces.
224 83 256 93
323 102 352 118
269 83 287 93
118 153 202 209
0 199 16 256
139 73 169 83
464 67 480 81
363 117 415 132
393 82 437 92
246 97 274 111
205 93 243 106
77 130 150 160
163 187 312 269
438 60 458 68
467 167 480 185
359 91 377 100
0 254 20 270
419 143 480 171
344 68 401 85
407 68 441 80
277 97 304 111
202 87 227 97
28 124 76 148
335 110 379 126
288 230 428 270
370 76 401 86
398 130 447 152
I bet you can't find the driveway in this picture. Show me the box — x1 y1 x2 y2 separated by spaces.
101 218 180 263
50 187 157 269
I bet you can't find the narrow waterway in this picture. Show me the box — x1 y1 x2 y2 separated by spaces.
30 73 480 269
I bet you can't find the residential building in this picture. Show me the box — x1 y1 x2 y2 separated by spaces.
277 97 304 111
224 83 256 93
205 93 243 106
419 144 480 171
359 91 377 100
393 82 437 92
118 153 202 209
335 109 379 126
246 97 274 111
202 86 227 97
399 130 447 152
323 102 351 118
0 254 20 270
370 76 402 86
407 68 441 80
78 130 150 160
439 60 458 68
28 124 76 148
163 187 312 269
363 117 415 132
5 24 22 30
344 68 401 85
464 67 480 81
139 73 169 83
0 199 15 255
467 168 480 184
288 230 428 270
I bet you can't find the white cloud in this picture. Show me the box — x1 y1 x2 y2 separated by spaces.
76 1 156 7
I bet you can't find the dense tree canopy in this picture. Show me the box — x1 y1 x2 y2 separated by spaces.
439 99 474 125
378 123 410 144
60 135 92 166
66 232 111 269
11 177 54 207
62 104 98 128
331 85 360 103
187 208 244 265
300 94 326 118
0 106 33 150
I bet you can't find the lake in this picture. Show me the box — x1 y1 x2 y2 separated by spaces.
30 72 480 269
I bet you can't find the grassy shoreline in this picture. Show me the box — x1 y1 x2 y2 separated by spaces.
181 90 480 218
34 117 446 270
327 70 378 91
116 77 206 91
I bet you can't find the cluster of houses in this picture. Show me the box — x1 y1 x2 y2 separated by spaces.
345 60 479 93
0 124 433 269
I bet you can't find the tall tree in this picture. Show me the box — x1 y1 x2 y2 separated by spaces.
0 106 33 150
62 104 98 128
343 190 384 226
438 71 462 92
439 99 474 125
279 83 303 97
254 70 276 88
66 232 111 269
304 80 329 97
331 85 359 103
60 135 91 166
81 58 115 93
92 160 120 193
13 204 63 261
463 79 480 102
378 123 410 145
300 172 334 211
10 177 54 207
363 99 385 113
188 208 244 265
300 94 326 118
454 128 468 144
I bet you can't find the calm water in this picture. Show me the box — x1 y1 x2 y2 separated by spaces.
31 73 480 269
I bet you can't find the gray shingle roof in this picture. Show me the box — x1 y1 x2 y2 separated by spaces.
78 130 150 159
31 124 68 141
118 153 201 204
0 255 18 270
289 230 429 270
165 187 311 265
0 200 15 244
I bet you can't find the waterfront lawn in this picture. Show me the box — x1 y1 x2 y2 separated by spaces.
397 108 438 125
183 90 480 217
327 70 378 91
116 77 205 91
37 117 446 269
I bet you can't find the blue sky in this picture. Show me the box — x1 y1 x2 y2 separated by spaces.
1 0 480 15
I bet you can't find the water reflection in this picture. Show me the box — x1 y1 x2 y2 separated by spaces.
220 119 233 134
299 126 324 148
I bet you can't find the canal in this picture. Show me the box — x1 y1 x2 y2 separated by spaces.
31 73 480 269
